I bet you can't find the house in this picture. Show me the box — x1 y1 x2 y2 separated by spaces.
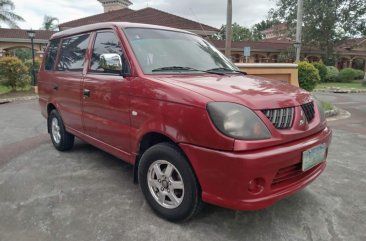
58 0 218 37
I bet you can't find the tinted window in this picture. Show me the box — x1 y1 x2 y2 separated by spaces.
45 39 60 71
57 34 90 71
90 31 129 74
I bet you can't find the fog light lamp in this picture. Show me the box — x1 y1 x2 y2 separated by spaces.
248 178 265 194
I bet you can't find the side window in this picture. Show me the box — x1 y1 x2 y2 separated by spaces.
57 34 90 72
90 31 130 74
45 39 60 71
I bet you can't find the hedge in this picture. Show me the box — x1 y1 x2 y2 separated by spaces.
325 66 339 82
298 61 320 91
0 56 30 90
312 62 327 83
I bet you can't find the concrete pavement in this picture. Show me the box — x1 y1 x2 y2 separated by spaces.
0 95 365 241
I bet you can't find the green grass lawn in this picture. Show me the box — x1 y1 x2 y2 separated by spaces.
316 80 366 90
0 83 34 100
0 85 11 94
321 101 334 111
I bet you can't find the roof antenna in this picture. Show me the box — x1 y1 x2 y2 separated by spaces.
189 8 211 42
146 1 149 7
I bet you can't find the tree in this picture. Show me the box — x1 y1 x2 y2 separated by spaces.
41 15 59 31
214 23 253 41
0 0 24 28
9 48 32 62
269 0 366 65
251 20 280 41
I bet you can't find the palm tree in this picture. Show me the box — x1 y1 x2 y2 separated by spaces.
41 15 59 31
0 0 24 28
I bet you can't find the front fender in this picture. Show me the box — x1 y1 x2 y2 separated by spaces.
130 97 235 157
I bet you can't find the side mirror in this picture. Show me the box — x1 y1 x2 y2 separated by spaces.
100 53 122 73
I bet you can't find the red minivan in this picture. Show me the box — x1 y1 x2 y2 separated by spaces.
38 22 332 221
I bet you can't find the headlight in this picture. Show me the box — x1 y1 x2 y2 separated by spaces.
314 98 326 122
207 102 271 140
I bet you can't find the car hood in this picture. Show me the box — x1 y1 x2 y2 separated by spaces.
155 74 312 110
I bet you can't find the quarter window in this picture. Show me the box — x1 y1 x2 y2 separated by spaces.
45 39 60 71
90 31 129 74
57 34 90 71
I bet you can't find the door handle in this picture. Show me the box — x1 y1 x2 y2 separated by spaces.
83 89 91 97
53 84 58 90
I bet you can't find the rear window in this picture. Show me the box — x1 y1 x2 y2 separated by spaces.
45 39 60 71
57 34 90 72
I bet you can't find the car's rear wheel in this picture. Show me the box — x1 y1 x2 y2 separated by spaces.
138 143 202 222
49 109 74 151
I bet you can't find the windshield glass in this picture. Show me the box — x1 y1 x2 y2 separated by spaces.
124 28 238 74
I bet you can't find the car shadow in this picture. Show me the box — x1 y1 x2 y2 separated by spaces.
67 138 323 240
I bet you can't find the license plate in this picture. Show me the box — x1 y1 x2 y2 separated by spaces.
302 144 326 171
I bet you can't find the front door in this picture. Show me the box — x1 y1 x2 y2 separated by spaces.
82 30 131 156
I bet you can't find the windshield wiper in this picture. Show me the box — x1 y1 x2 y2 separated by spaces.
151 66 226 75
206 67 247 75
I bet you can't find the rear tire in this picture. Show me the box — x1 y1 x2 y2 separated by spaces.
48 109 74 151
138 143 202 222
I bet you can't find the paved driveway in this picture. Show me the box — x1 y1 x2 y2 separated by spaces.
0 94 365 241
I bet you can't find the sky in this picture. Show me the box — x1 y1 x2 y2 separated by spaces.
8 0 276 30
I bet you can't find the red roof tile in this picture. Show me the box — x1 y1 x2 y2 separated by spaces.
59 7 218 32
0 28 55 41
58 8 135 29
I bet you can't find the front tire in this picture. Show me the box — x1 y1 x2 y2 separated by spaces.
48 109 74 151
138 143 202 222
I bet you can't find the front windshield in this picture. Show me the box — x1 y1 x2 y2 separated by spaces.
124 28 238 74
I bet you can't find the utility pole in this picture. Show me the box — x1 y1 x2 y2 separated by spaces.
225 0 232 58
295 0 304 62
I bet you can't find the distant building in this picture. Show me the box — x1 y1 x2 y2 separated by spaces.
98 0 133 12
0 0 365 71
261 23 289 39
58 0 218 37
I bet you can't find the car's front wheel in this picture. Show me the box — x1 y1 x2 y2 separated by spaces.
48 109 74 151
138 143 202 222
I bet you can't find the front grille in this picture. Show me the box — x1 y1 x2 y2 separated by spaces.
271 162 322 188
301 101 315 123
272 163 302 186
262 107 294 129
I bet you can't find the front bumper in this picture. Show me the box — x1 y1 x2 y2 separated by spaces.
179 127 332 210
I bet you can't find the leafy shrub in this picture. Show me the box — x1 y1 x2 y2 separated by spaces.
0 57 30 90
338 68 357 82
24 59 41 83
312 62 327 83
298 61 320 91
325 66 339 82
354 69 365 80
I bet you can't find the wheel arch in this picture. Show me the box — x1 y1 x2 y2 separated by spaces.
133 131 174 183
133 132 200 190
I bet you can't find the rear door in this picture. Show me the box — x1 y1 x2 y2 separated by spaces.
82 30 131 155
54 33 91 131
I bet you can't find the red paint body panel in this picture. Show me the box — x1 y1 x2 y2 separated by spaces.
180 127 332 210
38 22 332 211
154 74 311 110
82 74 131 156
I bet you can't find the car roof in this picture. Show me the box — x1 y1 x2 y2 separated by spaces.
50 22 195 40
